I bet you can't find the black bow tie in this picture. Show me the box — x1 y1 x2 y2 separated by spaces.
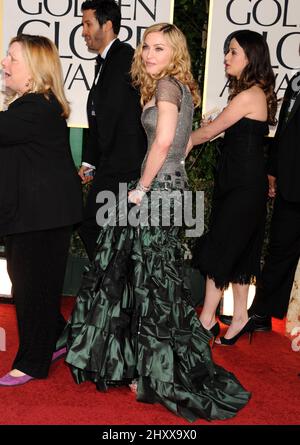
94 55 104 78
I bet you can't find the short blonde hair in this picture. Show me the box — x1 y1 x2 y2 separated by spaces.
131 23 200 107
9 34 70 118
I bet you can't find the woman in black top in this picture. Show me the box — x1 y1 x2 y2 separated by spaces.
0 34 82 386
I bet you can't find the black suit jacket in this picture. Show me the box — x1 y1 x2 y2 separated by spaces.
83 39 147 218
268 72 300 202
0 93 83 236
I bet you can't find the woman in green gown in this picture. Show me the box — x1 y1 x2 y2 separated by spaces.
59 23 251 422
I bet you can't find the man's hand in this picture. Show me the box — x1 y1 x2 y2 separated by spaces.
268 174 277 198
78 166 95 184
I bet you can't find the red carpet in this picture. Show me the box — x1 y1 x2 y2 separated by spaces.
0 297 299 425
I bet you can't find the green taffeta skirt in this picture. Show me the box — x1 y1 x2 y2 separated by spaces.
58 186 251 422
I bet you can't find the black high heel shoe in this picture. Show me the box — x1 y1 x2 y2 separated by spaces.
200 320 220 347
209 321 220 348
217 317 254 346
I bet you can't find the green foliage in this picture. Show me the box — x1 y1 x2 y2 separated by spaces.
69 227 87 258
174 0 208 87
69 183 91 258
174 0 218 235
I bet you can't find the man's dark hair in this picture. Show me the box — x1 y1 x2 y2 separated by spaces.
81 1 121 35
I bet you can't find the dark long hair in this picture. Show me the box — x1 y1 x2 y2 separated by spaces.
226 30 277 124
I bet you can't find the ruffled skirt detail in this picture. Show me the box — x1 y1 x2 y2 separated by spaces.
59 190 250 422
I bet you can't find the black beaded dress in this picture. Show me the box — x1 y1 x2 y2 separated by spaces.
58 77 251 422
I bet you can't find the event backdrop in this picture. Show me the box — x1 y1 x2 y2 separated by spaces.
0 0 174 126
203 0 300 133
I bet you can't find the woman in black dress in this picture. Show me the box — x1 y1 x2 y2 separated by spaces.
188 30 277 345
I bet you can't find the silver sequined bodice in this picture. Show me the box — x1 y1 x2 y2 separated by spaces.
141 79 194 190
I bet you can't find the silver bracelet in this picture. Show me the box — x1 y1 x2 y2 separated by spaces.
136 181 151 193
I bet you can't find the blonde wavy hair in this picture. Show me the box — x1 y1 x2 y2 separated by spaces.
131 23 200 107
7 34 70 118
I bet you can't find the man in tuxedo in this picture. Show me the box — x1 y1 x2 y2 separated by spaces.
221 68 300 330
78 0 146 259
